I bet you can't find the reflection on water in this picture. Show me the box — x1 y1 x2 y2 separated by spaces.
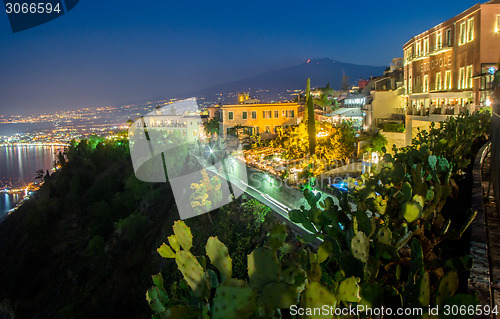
0 145 61 218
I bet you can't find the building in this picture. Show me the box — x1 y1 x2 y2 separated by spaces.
219 103 299 138
135 109 204 142
403 0 500 141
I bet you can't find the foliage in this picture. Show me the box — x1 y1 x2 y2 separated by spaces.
204 117 220 135
269 121 356 167
397 109 490 174
359 130 388 154
382 122 405 133
303 78 311 123
306 95 316 156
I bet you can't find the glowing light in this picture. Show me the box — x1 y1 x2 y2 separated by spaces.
371 152 379 165
306 59 311 64
290 168 303 173
316 131 329 138
209 148 214 154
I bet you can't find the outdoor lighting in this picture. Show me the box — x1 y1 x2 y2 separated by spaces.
316 131 329 138
485 97 492 107
209 148 214 154
371 152 379 165
290 168 303 173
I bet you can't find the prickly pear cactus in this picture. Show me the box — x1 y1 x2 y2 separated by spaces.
402 200 423 223
435 271 459 306
205 236 232 280
301 281 337 318
351 231 369 263
175 250 209 299
157 243 175 258
418 272 430 306
172 220 193 251
336 277 361 303
212 279 256 319
258 282 301 309
247 247 280 290
168 234 181 252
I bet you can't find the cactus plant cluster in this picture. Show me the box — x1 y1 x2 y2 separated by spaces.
147 110 489 318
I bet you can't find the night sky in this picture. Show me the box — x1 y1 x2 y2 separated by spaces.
0 0 477 114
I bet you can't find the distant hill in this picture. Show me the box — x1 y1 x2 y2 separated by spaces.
191 58 387 102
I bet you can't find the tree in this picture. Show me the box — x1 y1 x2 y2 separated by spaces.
304 78 311 123
342 72 349 91
307 94 316 155
203 117 219 135
313 93 333 113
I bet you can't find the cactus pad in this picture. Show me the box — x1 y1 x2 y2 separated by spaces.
301 281 337 317
336 277 361 303
351 231 369 263
212 278 256 319
258 282 301 309
175 250 209 298
402 200 423 223
172 220 193 251
157 243 175 259
205 236 232 279
436 271 458 306
247 247 280 290
168 235 181 252
376 226 392 245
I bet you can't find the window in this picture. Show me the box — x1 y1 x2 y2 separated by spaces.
423 75 429 92
496 15 500 32
445 71 451 90
228 111 233 120
263 111 271 118
416 41 421 56
459 22 466 45
409 76 413 93
242 111 247 119
466 65 473 88
436 72 442 90
274 110 279 118
286 110 295 117
251 111 257 119
467 18 474 42
265 126 270 133
446 29 452 46
435 32 442 50
458 67 465 89
423 38 429 54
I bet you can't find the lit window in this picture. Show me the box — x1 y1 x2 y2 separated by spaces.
466 65 473 88
458 67 465 89
436 72 442 90
228 111 233 120
409 76 413 93
242 111 247 119
445 71 452 90
459 22 466 45
436 32 442 50
467 18 474 42
423 75 429 92
496 15 500 32
424 38 429 54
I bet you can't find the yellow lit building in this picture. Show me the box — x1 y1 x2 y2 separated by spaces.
219 103 299 138
403 0 500 142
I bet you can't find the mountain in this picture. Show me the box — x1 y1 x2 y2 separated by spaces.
190 58 387 102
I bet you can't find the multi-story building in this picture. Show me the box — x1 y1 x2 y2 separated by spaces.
219 103 299 138
403 0 500 141
134 109 204 142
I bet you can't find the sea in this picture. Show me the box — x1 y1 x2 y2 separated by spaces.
0 122 60 219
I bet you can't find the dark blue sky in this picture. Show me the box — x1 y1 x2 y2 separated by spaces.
0 0 477 114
